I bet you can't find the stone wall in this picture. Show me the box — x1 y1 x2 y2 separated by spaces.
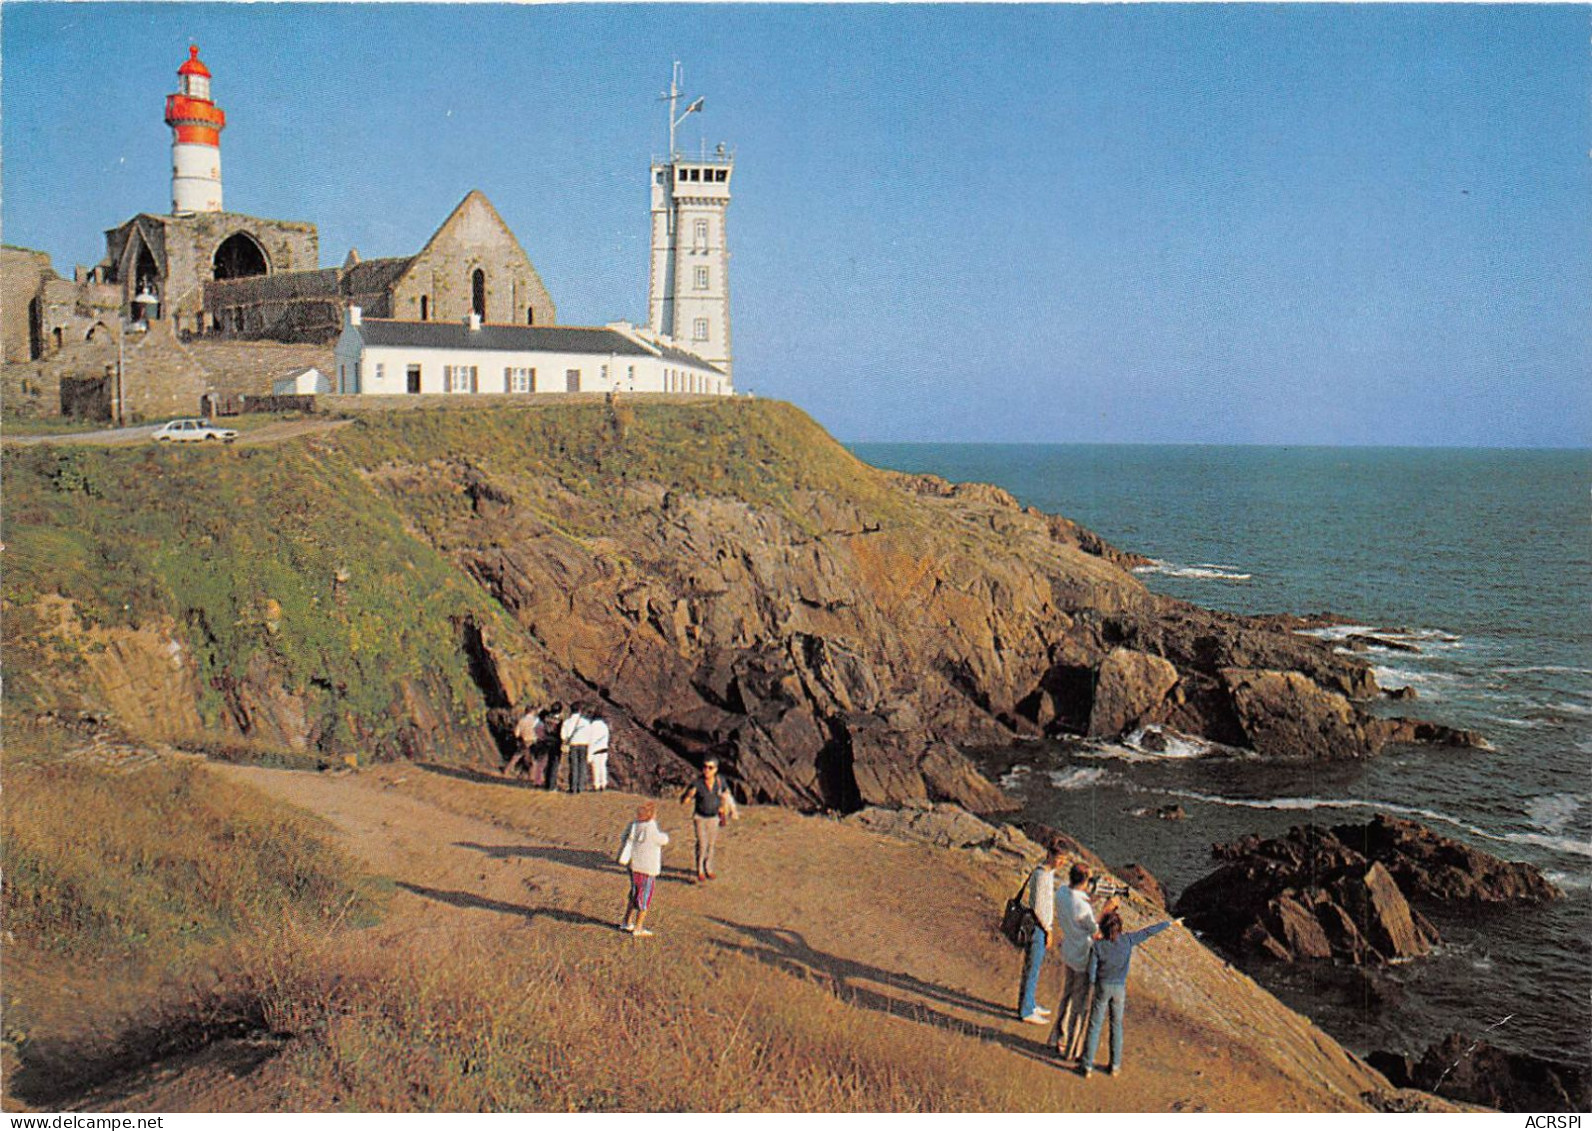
1 246 52 362
104 212 319 334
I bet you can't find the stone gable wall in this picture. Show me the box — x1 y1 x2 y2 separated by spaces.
388 196 556 328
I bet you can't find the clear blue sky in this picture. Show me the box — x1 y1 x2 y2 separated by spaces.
4 4 1588 446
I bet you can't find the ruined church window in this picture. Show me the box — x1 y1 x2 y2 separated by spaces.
471 269 486 319
526 307 535 326
213 232 268 280
420 296 429 321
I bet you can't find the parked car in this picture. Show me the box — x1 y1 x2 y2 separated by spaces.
152 418 237 444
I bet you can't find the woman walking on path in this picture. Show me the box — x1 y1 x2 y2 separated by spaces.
1016 843 1065 1024
679 758 736 882
618 801 670 937
1078 910 1177 1078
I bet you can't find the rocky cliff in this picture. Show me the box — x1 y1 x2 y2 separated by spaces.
4 399 1479 810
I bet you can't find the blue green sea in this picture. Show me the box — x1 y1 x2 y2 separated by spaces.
850 443 1591 1071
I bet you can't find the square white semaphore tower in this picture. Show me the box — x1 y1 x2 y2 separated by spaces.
648 64 733 384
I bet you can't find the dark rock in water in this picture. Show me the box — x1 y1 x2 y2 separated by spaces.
1385 685 1418 701
1156 804 1188 821
1347 632 1422 654
1366 1050 1416 1089
1117 863 1169 910
1370 717 1489 749
1178 816 1560 965
1377 1034 1592 1113
1332 814 1562 904
1177 824 1439 964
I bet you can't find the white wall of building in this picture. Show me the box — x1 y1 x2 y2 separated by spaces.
334 324 731 398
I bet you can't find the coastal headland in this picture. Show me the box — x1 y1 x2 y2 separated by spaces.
0 396 1524 1111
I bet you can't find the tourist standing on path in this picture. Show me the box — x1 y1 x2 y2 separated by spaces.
618 801 670 937
539 704 566 791
679 758 736 882
503 703 539 778
1079 911 1177 1078
1051 863 1119 1062
1017 842 1065 1023
560 704 590 792
528 704 563 788
585 709 612 791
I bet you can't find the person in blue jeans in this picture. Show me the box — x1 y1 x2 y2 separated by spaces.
1079 910 1179 1078
1016 842 1065 1023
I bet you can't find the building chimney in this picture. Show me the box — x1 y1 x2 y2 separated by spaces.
348 305 362 326
468 312 482 331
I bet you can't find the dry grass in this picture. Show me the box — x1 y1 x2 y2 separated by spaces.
2 755 379 963
215 924 1030 1112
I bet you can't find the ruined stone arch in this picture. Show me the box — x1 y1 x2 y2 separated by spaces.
86 322 110 343
213 231 270 281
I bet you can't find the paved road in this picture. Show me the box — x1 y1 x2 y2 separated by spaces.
4 418 350 447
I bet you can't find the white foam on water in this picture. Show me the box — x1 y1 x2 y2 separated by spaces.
1160 789 1592 860
1497 665 1592 677
997 764 1033 789
1133 559 1252 582
1483 715 1550 730
1544 700 1592 718
1075 727 1225 763
1545 869 1592 892
1371 664 1463 694
1048 766 1112 791
1527 792 1584 835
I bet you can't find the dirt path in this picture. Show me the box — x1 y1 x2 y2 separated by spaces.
93 759 1398 1113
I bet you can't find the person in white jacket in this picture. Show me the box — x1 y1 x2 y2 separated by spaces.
584 710 612 791
1017 842 1065 1023
619 801 670 937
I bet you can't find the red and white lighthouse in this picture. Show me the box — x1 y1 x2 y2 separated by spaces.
163 45 226 215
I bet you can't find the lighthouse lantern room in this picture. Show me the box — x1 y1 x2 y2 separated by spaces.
164 45 226 215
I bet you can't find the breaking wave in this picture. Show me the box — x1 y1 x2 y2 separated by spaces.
1527 792 1584 835
1075 726 1226 763
1133 559 1252 582
1048 766 1113 791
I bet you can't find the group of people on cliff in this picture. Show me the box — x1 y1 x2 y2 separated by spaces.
1014 842 1177 1077
504 701 611 792
504 702 738 938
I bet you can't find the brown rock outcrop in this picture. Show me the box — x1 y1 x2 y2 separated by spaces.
1331 814 1561 903
1175 824 1440 964
1088 647 1180 737
1177 817 1560 965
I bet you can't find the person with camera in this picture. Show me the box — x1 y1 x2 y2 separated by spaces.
1015 842 1066 1024
1078 910 1179 1078
1050 863 1120 1062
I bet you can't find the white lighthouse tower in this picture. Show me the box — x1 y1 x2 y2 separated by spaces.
164 45 226 215
648 63 733 382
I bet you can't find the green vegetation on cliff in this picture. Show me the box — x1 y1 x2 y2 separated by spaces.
5 436 521 753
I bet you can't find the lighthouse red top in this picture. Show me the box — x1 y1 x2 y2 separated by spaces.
177 45 211 78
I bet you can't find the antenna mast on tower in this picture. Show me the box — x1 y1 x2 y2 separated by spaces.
664 61 704 158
